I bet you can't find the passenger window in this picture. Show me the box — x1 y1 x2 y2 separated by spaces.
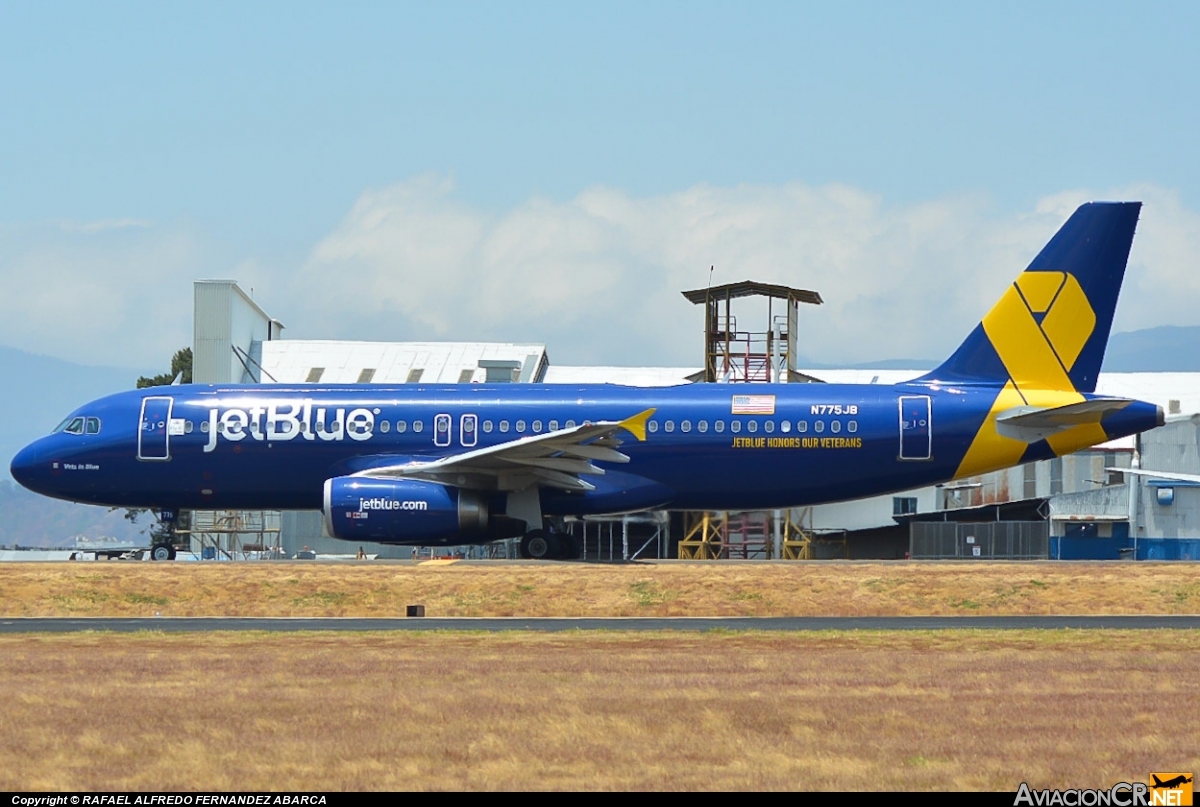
714 421 725 433
200 420 210 433
665 421 675 433
413 420 424 433
86 417 101 435
396 420 407 433
681 420 692 432
565 420 576 429
380 420 390 433
764 421 775 434
533 420 543 433
648 421 659 433
747 421 758 433
500 420 510 433
849 420 858 433
831 420 842 434
814 421 825 433
797 421 808 433
516 420 526 433
698 420 708 433
781 421 791 433
730 421 741 433
549 420 559 431
483 420 494 433
184 421 193 434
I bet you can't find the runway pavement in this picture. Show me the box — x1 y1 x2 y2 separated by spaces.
2 615 1200 632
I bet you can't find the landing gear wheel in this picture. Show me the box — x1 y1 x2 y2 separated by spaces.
521 530 560 560
150 542 176 561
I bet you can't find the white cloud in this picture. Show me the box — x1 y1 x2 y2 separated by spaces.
0 220 202 368
3 182 1196 370
1112 184 1200 335
289 177 1198 366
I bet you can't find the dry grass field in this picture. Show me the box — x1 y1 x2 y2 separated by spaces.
0 560 1197 617
1 630 1197 791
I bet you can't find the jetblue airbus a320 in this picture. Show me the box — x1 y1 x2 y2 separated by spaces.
10 202 1163 559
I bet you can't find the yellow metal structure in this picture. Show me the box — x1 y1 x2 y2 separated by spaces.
678 508 849 560
678 511 727 559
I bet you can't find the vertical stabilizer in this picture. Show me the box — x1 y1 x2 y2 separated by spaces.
922 201 1141 393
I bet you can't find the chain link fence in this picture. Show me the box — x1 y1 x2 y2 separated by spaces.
910 521 1049 559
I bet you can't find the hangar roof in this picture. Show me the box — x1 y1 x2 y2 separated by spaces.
543 366 700 387
259 340 548 384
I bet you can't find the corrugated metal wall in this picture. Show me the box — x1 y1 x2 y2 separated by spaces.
193 281 233 384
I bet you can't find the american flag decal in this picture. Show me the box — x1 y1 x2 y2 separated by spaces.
731 394 775 415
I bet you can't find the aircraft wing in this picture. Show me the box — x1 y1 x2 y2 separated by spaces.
995 397 1133 443
349 408 656 492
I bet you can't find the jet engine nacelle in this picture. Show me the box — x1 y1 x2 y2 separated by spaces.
322 476 490 544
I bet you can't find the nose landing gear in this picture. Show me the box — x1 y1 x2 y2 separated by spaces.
150 542 177 561
149 507 180 561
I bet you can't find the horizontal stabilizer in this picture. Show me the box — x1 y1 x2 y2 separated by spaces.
995 397 1132 443
1112 468 1200 485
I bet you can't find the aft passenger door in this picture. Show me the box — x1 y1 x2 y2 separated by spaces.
139 396 173 461
898 395 932 461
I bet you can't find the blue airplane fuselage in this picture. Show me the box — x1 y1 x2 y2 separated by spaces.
9 379 1162 515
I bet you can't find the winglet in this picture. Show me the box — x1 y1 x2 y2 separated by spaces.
619 408 656 442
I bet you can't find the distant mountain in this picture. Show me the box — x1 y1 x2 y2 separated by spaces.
0 480 149 548
0 344 155 546
795 357 938 371
0 344 149 475
1102 326 1200 372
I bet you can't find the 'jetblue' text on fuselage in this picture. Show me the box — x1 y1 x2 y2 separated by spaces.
203 400 375 452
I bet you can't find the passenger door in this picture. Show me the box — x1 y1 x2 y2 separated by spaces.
898 395 932 461
139 396 173 461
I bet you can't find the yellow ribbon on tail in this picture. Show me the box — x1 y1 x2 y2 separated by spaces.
955 271 1108 479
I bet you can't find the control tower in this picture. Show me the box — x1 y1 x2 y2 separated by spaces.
680 280 823 383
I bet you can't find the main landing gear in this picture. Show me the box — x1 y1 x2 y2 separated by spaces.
149 508 179 561
519 529 581 561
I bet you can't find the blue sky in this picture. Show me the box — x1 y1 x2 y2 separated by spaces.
1 2 1198 368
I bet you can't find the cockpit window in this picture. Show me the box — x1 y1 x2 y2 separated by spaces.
86 417 101 435
62 417 85 435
